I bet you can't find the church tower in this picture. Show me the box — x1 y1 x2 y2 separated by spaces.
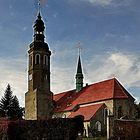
75 54 84 92
25 12 53 120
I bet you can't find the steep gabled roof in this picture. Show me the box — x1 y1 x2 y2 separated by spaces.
68 103 105 121
114 79 134 100
54 89 78 112
54 78 135 112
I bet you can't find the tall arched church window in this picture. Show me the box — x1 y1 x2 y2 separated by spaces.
43 55 48 65
62 114 66 118
118 106 123 119
95 121 101 132
35 54 40 64
29 55 32 66
104 108 108 124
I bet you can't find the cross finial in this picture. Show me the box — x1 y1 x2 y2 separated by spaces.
38 0 41 13
76 42 82 56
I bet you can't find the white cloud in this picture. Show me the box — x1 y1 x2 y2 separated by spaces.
51 66 75 93
85 0 113 6
1 51 139 107
85 52 140 92
53 13 58 18
51 50 140 100
22 27 27 31
80 0 132 7
50 41 78 93
0 58 27 107
105 33 130 41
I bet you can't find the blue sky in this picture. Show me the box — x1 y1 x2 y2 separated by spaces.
0 0 140 106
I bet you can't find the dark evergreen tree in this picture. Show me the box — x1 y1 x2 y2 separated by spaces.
10 96 23 119
0 84 23 119
0 84 13 118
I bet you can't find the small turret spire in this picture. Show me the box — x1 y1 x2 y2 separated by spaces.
75 43 84 92
33 0 45 42
38 0 41 13
77 56 83 74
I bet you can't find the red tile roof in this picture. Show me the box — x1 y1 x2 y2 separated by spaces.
54 78 135 113
68 104 105 121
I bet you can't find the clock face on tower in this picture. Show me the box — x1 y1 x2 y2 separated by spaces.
29 74 32 81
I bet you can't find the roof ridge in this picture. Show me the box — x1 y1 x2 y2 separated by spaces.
55 78 117 96
89 78 116 86
54 89 75 96
80 103 105 108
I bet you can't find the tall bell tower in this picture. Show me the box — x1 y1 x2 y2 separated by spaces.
25 11 53 120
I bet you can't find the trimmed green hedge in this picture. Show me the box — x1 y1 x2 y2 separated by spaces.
82 137 106 140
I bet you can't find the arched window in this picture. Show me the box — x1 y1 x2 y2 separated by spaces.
62 114 66 118
118 106 123 119
29 55 32 66
104 108 108 124
95 121 101 132
43 55 48 65
45 75 47 80
52 115 57 118
35 54 40 64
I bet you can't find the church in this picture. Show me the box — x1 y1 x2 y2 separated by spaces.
25 10 136 138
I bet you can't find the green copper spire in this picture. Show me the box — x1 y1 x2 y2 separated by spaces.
76 55 84 92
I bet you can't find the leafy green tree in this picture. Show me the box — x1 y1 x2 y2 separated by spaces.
0 84 23 119
135 102 140 119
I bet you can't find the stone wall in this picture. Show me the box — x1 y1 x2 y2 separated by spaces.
0 117 84 140
113 119 140 140
25 90 37 120
114 99 136 119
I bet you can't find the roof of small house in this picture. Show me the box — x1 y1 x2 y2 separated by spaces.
68 103 105 121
